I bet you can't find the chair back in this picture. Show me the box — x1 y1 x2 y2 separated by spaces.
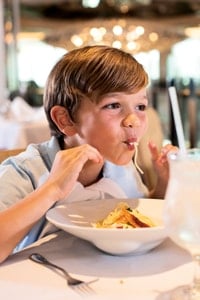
137 107 163 190
0 148 25 163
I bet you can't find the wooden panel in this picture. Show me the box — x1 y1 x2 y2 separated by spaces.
0 149 25 163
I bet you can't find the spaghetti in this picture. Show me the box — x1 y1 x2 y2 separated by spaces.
92 202 155 229
133 142 144 174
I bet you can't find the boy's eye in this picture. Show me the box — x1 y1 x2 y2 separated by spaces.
103 103 121 109
136 104 146 111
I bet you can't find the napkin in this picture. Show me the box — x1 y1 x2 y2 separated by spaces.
8 97 35 121
7 97 47 123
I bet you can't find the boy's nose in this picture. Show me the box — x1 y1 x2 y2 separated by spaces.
122 113 140 128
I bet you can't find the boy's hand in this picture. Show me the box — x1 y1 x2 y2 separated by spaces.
45 144 103 201
148 141 178 197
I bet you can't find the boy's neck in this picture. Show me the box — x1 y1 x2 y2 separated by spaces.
78 161 104 187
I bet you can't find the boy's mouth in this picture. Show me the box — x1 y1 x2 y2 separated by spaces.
124 138 137 147
125 141 135 146
123 139 138 151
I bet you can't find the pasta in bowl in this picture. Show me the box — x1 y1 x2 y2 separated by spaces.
46 198 167 255
92 201 156 229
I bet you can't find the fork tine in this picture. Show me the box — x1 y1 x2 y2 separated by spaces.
29 252 98 296
71 283 96 296
71 279 98 296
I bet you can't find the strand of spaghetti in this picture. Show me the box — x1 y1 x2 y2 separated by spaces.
133 142 144 174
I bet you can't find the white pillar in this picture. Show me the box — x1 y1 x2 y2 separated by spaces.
6 0 20 93
0 0 7 103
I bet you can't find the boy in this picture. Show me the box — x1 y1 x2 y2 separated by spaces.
0 45 176 263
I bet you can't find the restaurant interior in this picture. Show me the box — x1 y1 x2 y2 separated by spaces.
1 0 200 149
2 2 200 299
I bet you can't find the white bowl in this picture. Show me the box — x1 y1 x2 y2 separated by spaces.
46 198 167 256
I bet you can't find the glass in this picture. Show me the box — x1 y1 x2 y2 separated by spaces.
164 148 200 300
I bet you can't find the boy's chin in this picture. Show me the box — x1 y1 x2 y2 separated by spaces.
109 157 133 166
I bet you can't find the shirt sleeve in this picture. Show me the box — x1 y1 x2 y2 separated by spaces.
0 149 49 211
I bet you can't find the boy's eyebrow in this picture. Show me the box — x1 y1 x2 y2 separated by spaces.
101 92 122 98
101 92 148 101
97 93 122 103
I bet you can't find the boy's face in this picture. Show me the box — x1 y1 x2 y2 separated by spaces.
72 88 148 165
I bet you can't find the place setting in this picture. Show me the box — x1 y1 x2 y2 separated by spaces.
0 193 192 300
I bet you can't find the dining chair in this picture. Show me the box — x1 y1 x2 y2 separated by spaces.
0 148 25 163
137 106 164 190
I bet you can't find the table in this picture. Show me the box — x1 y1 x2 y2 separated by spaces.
0 230 193 300
0 117 51 149
0 109 51 150
0 97 51 149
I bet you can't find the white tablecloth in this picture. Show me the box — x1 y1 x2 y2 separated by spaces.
0 97 51 149
0 230 193 300
0 117 51 149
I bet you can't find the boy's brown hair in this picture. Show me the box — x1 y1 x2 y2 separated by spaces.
44 45 148 137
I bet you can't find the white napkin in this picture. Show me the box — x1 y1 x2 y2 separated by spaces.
60 178 127 203
0 98 11 117
8 97 35 121
7 97 47 123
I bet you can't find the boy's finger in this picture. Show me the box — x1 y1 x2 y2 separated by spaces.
148 141 159 161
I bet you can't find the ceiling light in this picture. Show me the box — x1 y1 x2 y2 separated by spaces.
127 41 137 50
112 40 122 49
82 0 100 8
112 25 123 35
18 32 45 40
135 26 145 36
185 26 200 38
149 32 158 42
71 35 83 47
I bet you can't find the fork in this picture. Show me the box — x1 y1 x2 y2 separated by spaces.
29 253 97 295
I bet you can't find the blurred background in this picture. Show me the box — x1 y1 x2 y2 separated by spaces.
1 0 200 148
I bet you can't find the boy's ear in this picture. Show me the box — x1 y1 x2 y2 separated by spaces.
50 105 76 136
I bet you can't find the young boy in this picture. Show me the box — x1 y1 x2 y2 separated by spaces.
0 45 176 263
